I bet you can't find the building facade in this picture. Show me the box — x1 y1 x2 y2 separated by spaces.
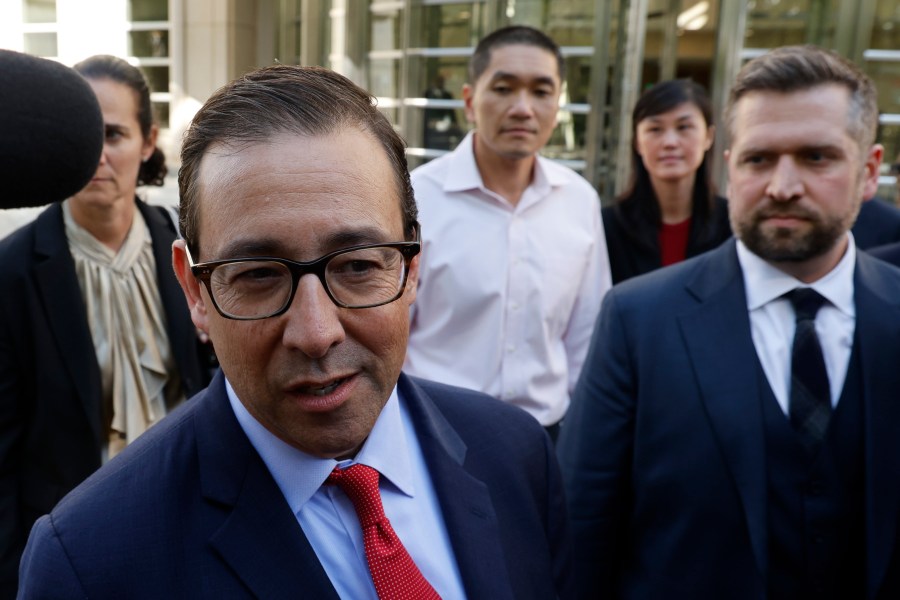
3 0 900 200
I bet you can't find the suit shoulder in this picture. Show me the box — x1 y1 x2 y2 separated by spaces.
607 242 737 310
867 241 900 269
406 375 545 434
48 389 207 520
0 216 44 281
858 248 900 291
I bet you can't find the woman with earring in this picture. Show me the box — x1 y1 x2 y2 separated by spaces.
0 55 211 593
602 79 732 285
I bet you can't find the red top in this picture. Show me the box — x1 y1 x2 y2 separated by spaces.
659 218 691 266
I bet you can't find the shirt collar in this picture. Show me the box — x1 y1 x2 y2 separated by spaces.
226 379 415 516
736 231 856 317
442 131 562 198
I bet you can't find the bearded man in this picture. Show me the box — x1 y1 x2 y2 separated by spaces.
558 45 900 599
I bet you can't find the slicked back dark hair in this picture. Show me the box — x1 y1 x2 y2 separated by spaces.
178 65 417 257
725 45 878 153
74 54 167 186
468 26 565 84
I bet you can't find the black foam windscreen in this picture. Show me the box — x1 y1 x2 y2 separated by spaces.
0 50 104 208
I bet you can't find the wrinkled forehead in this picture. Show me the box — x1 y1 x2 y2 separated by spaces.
193 129 405 260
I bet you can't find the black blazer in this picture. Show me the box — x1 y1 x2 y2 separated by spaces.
0 200 210 596
602 195 732 284
18 372 574 599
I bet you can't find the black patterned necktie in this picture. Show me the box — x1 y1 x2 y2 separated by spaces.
786 288 831 454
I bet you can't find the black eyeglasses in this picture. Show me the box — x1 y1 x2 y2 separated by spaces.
187 237 420 321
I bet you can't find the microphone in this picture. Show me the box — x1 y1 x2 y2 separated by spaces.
0 50 104 208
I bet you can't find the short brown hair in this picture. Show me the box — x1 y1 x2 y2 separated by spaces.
725 45 878 153
178 65 417 256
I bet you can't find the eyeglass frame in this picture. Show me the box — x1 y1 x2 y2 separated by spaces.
186 228 421 321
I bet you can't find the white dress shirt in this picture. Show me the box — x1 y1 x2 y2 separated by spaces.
226 380 466 599
405 132 612 426
737 235 856 414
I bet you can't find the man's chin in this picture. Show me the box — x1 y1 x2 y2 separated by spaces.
740 229 842 263
497 146 537 160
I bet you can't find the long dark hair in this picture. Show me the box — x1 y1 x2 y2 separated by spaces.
613 79 717 248
74 54 167 186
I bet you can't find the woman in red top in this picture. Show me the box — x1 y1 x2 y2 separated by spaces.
602 79 732 284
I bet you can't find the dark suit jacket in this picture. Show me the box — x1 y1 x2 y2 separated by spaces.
557 240 900 599
868 239 900 268
0 200 210 597
602 195 732 285
851 198 900 250
17 372 573 599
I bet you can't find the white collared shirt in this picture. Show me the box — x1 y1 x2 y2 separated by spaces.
737 235 856 414
405 132 612 425
226 380 466 599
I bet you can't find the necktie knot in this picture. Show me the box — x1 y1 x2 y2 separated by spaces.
326 464 385 528
786 288 827 322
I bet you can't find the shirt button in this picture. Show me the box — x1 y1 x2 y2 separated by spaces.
507 344 516 353
510 302 519 310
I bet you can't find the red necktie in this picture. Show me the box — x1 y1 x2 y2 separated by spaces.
326 464 441 600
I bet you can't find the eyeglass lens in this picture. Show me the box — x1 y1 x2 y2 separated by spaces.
208 246 408 318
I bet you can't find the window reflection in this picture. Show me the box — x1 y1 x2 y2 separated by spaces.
744 0 835 48
23 0 56 23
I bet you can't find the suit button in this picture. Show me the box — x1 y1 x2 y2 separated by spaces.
808 479 824 495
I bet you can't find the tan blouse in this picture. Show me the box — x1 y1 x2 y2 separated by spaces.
63 201 183 460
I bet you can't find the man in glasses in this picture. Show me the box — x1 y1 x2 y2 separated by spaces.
18 65 573 599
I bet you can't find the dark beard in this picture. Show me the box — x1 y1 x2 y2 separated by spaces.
737 218 846 262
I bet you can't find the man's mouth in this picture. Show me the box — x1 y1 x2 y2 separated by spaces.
294 376 350 396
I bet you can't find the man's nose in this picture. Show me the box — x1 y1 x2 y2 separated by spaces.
766 156 804 202
281 274 346 358
509 90 535 117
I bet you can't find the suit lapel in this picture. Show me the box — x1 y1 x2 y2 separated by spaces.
398 375 516 600
854 254 900 597
196 374 339 600
677 242 768 579
32 203 103 445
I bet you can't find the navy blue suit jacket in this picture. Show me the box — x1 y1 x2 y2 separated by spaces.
17 372 573 599
851 198 900 249
557 240 900 599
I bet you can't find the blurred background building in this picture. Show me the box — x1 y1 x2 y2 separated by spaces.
2 0 900 204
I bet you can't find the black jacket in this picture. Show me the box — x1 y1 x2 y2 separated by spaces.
602 194 732 285
0 200 212 597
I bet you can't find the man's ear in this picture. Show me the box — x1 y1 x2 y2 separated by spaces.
404 254 420 306
462 83 476 124
172 239 210 334
861 143 884 201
